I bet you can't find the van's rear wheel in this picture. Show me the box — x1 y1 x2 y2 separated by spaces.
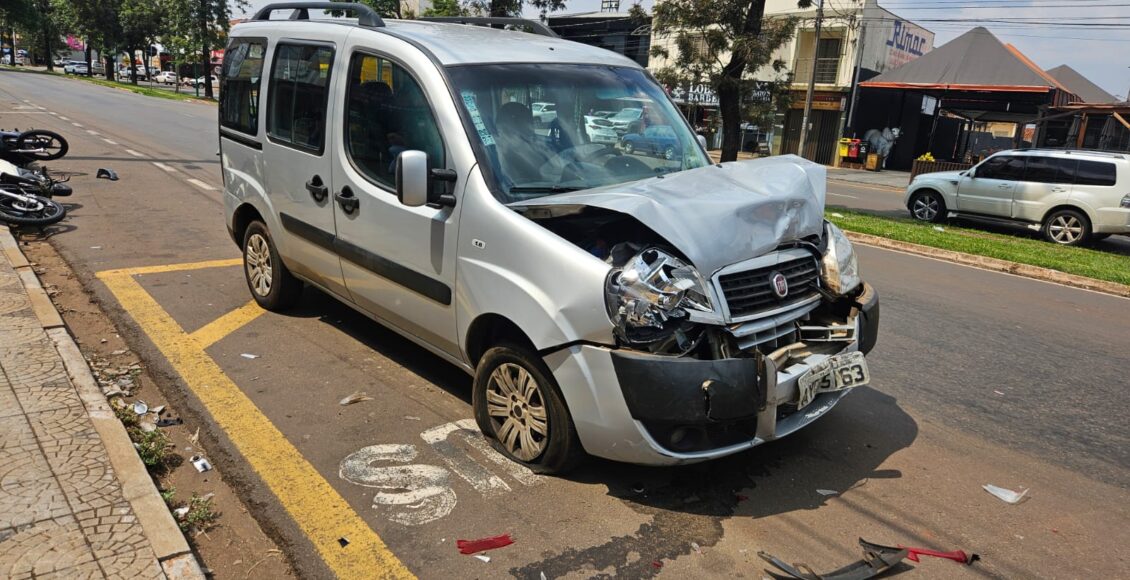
473 344 584 474
1042 208 1090 246
242 221 302 310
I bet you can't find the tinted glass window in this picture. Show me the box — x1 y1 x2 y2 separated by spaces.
344 53 445 189
220 39 265 135
1075 160 1117 186
1024 157 1076 184
978 155 1026 180
268 43 334 153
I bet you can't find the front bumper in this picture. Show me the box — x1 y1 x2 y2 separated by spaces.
545 282 879 465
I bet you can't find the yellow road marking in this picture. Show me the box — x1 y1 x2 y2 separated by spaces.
98 257 243 278
97 269 414 579
189 300 265 349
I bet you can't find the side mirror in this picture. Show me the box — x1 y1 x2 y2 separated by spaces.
395 150 428 207
696 134 708 150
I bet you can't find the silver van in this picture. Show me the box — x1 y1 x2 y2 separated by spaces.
905 149 1130 245
220 3 879 472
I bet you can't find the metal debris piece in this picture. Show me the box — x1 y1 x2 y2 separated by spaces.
759 538 908 580
190 455 212 473
983 484 1028 504
339 392 374 406
132 401 148 415
95 168 118 180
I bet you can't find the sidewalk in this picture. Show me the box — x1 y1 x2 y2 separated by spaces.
826 166 911 189
0 230 202 579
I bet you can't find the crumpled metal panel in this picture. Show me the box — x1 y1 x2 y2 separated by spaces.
511 155 827 276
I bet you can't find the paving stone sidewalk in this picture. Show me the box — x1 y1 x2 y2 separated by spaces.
0 235 201 579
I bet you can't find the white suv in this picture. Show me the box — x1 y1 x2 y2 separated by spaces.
905 149 1130 245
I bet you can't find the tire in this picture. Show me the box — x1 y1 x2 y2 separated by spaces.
473 344 584 474
1042 208 1090 246
16 130 68 161
0 194 65 226
622 142 634 155
908 189 946 223
1091 233 1111 242
663 145 676 160
242 221 303 310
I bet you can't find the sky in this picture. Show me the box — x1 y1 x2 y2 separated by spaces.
241 0 1130 100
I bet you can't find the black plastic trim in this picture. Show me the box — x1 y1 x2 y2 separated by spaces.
220 128 263 150
610 350 764 424
280 213 334 251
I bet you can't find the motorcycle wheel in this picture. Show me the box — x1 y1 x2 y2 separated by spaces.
0 194 66 226
16 130 69 161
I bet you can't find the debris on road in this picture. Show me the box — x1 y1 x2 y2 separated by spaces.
691 541 702 555
983 484 1028 504
188 426 200 445
150 405 165 415
817 489 839 496
338 537 350 547
190 455 213 473
132 401 148 415
240 353 260 359
457 534 514 555
96 168 119 181
933 226 945 232
831 212 845 218
652 560 663 569
760 538 908 580
473 554 491 563
902 544 979 565
339 391 374 406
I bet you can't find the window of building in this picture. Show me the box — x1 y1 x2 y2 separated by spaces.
343 53 444 189
267 43 334 153
220 39 265 135
814 37 842 84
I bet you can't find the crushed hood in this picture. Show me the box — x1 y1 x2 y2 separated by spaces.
511 155 827 275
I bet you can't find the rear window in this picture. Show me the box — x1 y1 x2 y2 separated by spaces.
1074 160 1117 187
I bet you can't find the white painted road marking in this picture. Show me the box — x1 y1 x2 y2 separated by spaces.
86 130 100 136
125 149 145 158
339 444 458 526
186 178 217 191
151 162 178 174
102 138 118 145
72 123 84 128
827 192 858 199
58 116 70 121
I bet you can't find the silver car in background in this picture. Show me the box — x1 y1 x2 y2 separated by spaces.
220 3 880 473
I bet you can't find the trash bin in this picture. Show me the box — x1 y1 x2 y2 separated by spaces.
838 138 852 159
847 139 861 159
865 152 881 171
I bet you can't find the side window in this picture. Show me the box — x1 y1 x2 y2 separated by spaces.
220 38 265 135
1075 160 1117 187
268 43 334 153
979 156 1025 180
344 53 445 189
1024 157 1075 184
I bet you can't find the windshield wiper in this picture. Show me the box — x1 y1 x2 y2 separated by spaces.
507 185 587 194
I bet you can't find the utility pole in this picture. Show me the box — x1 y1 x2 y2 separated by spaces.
796 0 824 158
845 20 866 134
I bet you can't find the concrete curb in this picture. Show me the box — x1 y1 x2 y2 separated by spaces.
845 231 1130 299
0 228 205 580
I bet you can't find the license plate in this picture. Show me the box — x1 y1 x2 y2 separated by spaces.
796 351 870 409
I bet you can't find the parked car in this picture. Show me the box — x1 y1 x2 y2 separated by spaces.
621 125 683 160
905 149 1130 245
583 111 618 144
221 7 878 473
531 102 556 125
188 75 218 87
605 107 643 133
63 60 85 74
154 71 178 84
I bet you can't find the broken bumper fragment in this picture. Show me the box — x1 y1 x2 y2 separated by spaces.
546 283 879 465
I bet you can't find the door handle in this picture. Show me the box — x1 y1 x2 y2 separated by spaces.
306 175 328 202
1051 187 1068 193
335 186 359 215
997 184 1012 189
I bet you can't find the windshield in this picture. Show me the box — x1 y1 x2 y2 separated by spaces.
447 64 710 202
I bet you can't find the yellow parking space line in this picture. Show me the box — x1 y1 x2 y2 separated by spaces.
97 271 414 579
189 300 265 349
98 258 243 278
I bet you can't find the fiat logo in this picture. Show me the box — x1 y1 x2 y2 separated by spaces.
769 271 789 298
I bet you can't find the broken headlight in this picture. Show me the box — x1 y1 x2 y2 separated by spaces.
820 221 861 296
605 247 714 336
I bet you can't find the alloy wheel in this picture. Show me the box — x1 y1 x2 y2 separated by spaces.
1048 215 1083 244
912 195 938 221
245 233 273 297
485 363 548 462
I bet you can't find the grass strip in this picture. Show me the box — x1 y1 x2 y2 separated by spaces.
2 65 211 103
827 209 1130 286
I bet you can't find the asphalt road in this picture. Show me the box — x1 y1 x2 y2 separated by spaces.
3 69 1128 579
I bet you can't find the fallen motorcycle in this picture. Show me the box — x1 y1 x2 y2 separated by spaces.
0 128 70 165
0 159 68 226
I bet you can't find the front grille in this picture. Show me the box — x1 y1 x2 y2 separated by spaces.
719 256 820 318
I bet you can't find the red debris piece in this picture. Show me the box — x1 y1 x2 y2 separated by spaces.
735 494 749 502
901 545 978 565
652 560 663 569
457 534 514 555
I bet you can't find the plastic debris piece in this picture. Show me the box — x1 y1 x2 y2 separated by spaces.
338 537 350 547
652 561 663 569
90 246 103 250
540 572 547 580
817 489 838 496
983 484 1028 504
173 506 189 519
993 390 1005 396
861 539 978 566
111 349 127 355
830 212 845 218
96 168 119 181
473 555 491 563
150 405 165 415
132 401 148 415
190 455 212 473
403 415 421 421
339 392 374 406
736 494 749 502
457 534 514 555
157 417 182 427
240 353 259 359
933 226 945 232
761 538 908 580
631 483 646 493
691 541 701 554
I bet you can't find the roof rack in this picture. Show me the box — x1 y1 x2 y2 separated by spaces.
252 2 385 28
419 17 557 38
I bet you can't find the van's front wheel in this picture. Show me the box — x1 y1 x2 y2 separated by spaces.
243 221 303 310
473 345 584 474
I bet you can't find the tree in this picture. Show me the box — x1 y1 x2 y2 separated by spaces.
649 0 807 162
120 0 165 84
57 0 124 79
165 0 244 99
423 0 467 17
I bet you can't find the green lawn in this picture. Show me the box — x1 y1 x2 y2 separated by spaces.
827 209 1130 286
